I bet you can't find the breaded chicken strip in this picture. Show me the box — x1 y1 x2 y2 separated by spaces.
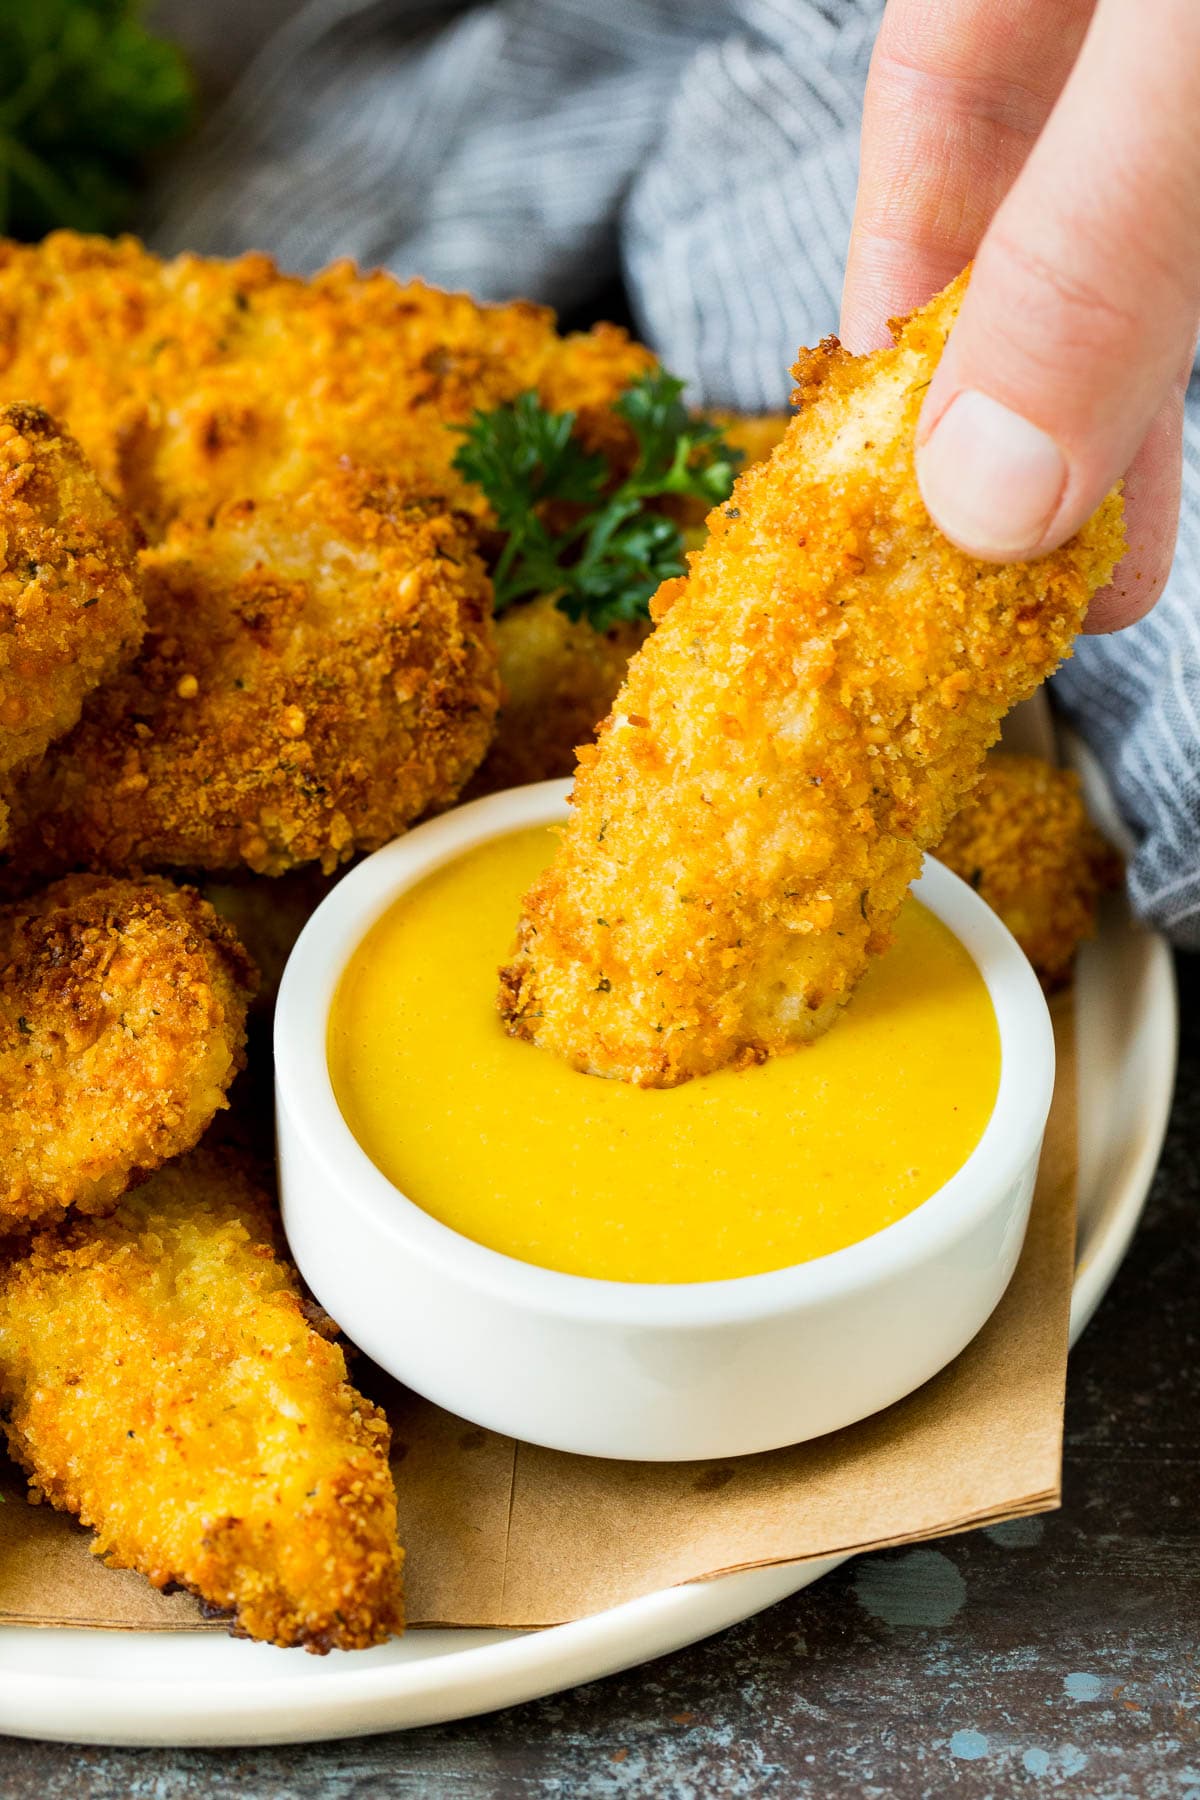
499 274 1125 1086
936 752 1121 990
0 876 253 1226
0 1149 404 1652
0 233 655 537
0 406 142 833
5 466 498 876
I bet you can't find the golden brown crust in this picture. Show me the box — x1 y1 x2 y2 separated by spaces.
4 467 500 876
0 405 143 797
935 752 1122 988
0 1148 404 1652
499 271 1126 1086
0 233 656 538
0 875 254 1226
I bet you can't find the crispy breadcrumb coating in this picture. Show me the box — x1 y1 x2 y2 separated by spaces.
499 273 1126 1086
0 1149 404 1652
5 467 499 876
0 876 253 1226
0 233 655 537
0 406 143 834
936 752 1121 989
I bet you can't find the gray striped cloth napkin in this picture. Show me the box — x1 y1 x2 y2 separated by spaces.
147 0 1200 946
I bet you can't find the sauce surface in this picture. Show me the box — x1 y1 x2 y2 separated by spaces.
329 827 1000 1284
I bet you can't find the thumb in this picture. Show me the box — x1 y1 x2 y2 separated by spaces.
915 0 1200 565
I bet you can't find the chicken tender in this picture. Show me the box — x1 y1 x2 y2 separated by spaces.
0 233 655 537
499 273 1126 1086
0 875 253 1226
5 467 499 876
936 752 1121 989
0 406 142 830
0 1149 404 1652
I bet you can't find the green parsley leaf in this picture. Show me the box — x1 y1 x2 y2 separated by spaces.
0 0 194 241
451 370 743 631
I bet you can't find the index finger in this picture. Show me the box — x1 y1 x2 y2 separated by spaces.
841 0 1094 349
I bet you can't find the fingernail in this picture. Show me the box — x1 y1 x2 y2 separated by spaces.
917 390 1067 558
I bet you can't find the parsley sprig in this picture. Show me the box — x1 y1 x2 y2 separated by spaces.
0 0 193 240
452 372 742 630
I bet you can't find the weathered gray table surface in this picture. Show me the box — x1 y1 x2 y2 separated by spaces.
1 952 1195 1799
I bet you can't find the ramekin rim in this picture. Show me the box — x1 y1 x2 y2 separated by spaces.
274 780 1054 1329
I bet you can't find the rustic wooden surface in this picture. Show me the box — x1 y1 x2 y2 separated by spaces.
0 950 1195 1797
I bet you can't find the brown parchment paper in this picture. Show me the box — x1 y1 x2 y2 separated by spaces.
0 997 1077 1632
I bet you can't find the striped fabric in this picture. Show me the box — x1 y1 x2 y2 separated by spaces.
147 0 1200 945
1054 384 1200 948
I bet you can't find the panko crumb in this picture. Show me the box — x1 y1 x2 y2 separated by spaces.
473 418 792 796
0 1148 404 1651
0 875 254 1226
469 594 652 794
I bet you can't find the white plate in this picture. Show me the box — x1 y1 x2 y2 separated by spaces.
0 737 1176 1748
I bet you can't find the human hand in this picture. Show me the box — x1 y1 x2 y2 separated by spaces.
842 0 1200 631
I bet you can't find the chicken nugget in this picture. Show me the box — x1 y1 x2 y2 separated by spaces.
0 234 655 536
499 272 1126 1086
0 875 253 1227
0 405 142 833
936 752 1122 989
0 1148 404 1652
5 466 499 876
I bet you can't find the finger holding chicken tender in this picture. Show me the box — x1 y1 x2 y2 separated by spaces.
0 876 253 1227
936 752 1122 989
0 1149 404 1652
499 273 1126 1087
6 466 499 877
0 405 143 814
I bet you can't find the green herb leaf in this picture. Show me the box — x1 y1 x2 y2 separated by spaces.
451 371 743 631
0 0 194 241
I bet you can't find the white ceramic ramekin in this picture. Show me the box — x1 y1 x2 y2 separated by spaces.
275 780 1055 1463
